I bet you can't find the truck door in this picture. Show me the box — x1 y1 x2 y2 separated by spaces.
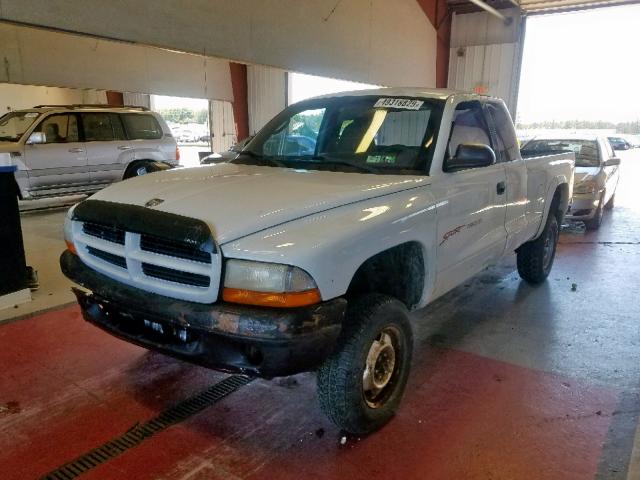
24 113 88 194
485 102 528 252
432 100 507 297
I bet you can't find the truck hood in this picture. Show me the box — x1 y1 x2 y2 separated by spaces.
90 163 430 244
574 166 601 185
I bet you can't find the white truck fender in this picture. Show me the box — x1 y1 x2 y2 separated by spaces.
534 174 572 239
221 188 439 309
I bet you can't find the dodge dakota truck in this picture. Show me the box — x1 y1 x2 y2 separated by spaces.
61 88 574 434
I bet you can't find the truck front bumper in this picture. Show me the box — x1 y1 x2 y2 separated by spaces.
566 193 601 221
60 251 346 378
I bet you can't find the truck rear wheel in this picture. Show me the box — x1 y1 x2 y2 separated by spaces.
517 213 559 284
317 294 413 435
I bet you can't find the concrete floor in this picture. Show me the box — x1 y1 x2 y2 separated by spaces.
1 149 639 479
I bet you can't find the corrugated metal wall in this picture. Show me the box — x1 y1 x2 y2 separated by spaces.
210 100 237 152
0 23 233 101
247 65 286 135
122 93 150 108
447 8 525 116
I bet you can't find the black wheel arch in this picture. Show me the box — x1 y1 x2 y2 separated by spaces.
346 242 425 310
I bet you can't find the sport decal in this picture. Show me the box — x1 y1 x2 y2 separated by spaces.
439 218 483 246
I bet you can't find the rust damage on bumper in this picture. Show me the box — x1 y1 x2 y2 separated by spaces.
61 251 346 377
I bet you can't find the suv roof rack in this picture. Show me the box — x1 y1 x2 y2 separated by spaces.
33 104 150 111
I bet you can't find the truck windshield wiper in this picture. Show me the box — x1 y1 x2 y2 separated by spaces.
306 156 379 174
237 150 287 168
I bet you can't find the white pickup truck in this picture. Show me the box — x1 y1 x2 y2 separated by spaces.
61 88 574 434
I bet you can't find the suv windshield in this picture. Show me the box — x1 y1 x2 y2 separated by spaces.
521 139 600 167
0 111 41 142
234 96 444 174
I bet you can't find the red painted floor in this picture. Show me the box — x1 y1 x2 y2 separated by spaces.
0 305 618 479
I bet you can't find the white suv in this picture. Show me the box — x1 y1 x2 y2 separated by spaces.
0 105 179 199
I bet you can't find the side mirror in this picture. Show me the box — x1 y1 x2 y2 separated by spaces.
604 157 620 167
26 132 46 145
444 144 496 172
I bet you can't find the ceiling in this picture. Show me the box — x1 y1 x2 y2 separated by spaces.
447 0 639 14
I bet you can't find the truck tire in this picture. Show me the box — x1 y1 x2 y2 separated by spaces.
584 194 604 230
317 294 413 435
517 213 559 284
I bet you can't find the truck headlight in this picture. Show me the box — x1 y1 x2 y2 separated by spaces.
223 259 321 308
63 204 78 255
573 181 597 195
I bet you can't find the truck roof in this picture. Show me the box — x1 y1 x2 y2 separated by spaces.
10 105 151 114
308 87 493 102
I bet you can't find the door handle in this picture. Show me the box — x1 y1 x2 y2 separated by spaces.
68 148 84 153
117 145 133 150
497 181 506 195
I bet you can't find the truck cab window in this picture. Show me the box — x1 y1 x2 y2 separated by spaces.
486 103 518 163
447 102 492 159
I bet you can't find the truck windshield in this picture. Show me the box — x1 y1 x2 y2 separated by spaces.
0 111 41 142
234 96 444 174
521 139 600 167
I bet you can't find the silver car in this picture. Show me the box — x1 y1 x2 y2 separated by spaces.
521 135 620 230
0 105 179 200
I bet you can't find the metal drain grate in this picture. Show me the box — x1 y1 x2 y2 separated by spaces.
41 375 252 480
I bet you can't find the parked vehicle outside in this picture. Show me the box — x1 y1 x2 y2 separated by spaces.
521 135 620 230
0 105 179 200
61 88 574 435
621 134 640 148
608 136 631 151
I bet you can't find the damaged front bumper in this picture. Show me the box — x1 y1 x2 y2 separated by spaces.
566 193 601 220
60 251 346 377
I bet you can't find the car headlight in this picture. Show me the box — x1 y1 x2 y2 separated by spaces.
63 204 78 255
573 181 597 195
223 259 321 308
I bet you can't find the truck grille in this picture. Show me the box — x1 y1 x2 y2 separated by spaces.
72 219 221 304
142 263 210 288
86 246 127 269
83 222 125 245
140 234 211 264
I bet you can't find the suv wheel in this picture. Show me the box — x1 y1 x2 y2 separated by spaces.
123 161 161 180
317 294 413 435
517 213 560 284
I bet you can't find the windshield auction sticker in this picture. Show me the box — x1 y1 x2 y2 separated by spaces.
374 98 424 110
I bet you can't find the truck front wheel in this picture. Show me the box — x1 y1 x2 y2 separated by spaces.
584 194 604 230
517 213 559 284
317 294 413 435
